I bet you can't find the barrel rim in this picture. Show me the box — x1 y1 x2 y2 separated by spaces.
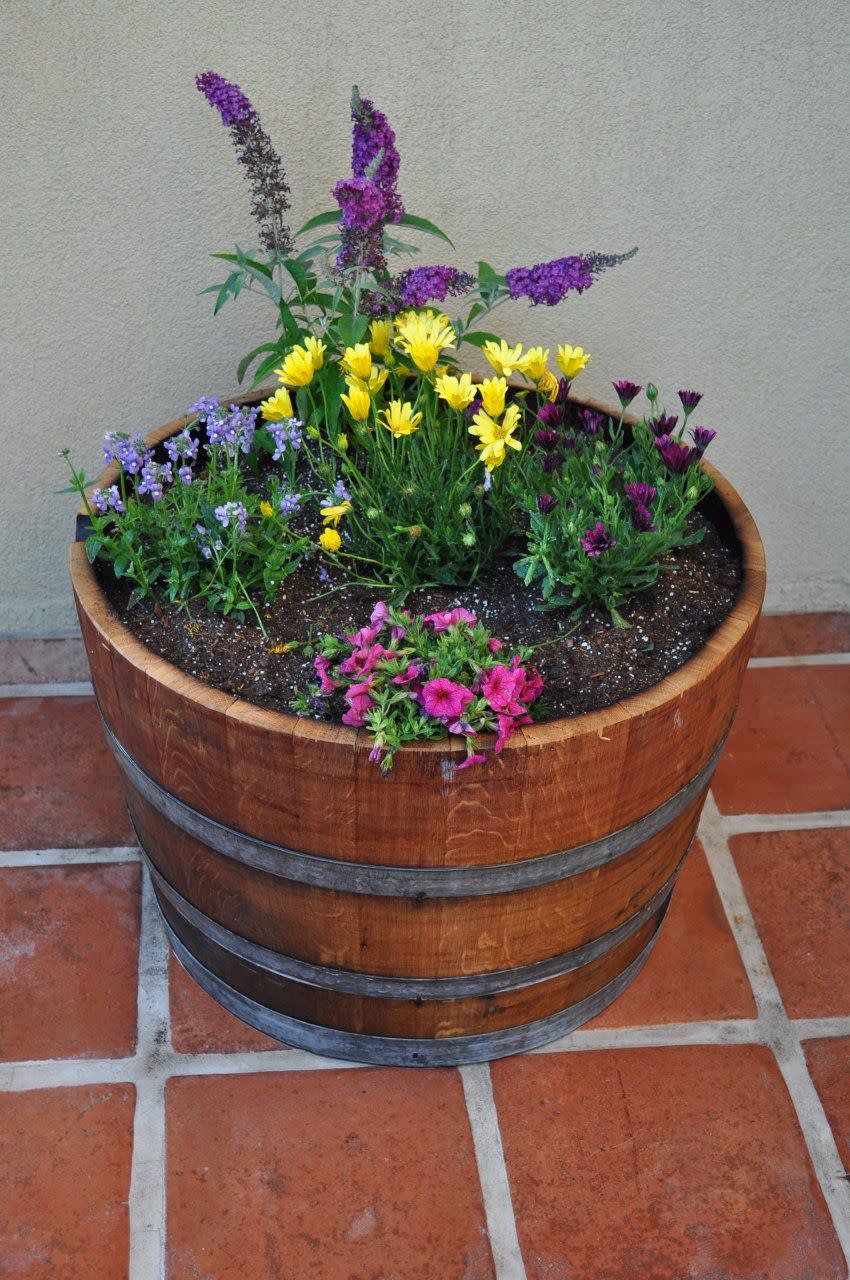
69 392 766 754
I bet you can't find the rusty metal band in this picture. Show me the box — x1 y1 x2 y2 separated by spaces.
103 716 725 898
163 918 665 1067
141 836 683 1000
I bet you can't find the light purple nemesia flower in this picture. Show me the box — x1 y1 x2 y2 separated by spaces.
137 461 172 501
90 484 125 515
278 492 301 516
177 465 194 486
580 521 617 556
214 501 248 532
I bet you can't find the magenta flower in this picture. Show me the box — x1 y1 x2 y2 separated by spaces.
691 425 716 452
481 664 523 713
649 413 678 437
420 678 474 721
391 663 424 687
613 380 642 407
370 600 390 628
487 637 503 654
625 482 657 507
534 428 560 451
313 654 337 696
630 503 657 532
422 607 477 632
341 678 375 727
581 522 617 556
578 409 605 436
537 402 564 427
494 711 532 753
455 751 488 772
678 389 703 414
518 668 544 704
537 493 557 515
654 435 698 474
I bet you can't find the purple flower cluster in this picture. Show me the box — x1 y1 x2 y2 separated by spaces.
214 501 248 533
333 89 404 274
103 432 150 475
90 484 125 516
506 246 636 306
581 521 617 557
578 408 605 436
137 461 173 502
624 482 658 533
364 265 475 314
192 398 259 455
196 71 292 256
278 492 302 517
267 418 302 460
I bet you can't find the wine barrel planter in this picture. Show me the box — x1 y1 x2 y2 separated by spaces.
70 398 766 1066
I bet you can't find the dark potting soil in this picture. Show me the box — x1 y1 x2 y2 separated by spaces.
97 500 743 723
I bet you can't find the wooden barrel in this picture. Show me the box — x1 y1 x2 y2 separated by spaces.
70 400 765 1065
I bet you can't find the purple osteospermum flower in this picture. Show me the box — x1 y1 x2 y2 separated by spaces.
581 521 617 556
613 380 642 407
196 71 292 256
537 493 557 514
555 377 572 405
537 402 564 427
691 425 716 452
533 428 560 451
655 435 698 474
630 503 657 532
649 413 678 437
541 451 563 475
279 492 301 517
678 389 703 414
578 409 605 436
625 482 657 507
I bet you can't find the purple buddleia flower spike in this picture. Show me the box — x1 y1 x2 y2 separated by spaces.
196 71 293 257
333 86 404 275
362 265 475 313
506 247 637 306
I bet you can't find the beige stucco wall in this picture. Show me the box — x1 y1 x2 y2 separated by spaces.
2 0 848 633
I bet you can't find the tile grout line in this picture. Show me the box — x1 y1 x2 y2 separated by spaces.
460 1063 527 1280
700 792 850 1271
0 845 141 868
127 868 170 1280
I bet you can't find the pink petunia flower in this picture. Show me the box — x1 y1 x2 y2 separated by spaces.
487 637 503 654
519 667 544 704
313 653 337 696
494 711 533 754
370 601 389 628
454 751 487 771
481 663 523 712
420 677 474 721
392 663 424 686
341 677 375 727
422 607 477 632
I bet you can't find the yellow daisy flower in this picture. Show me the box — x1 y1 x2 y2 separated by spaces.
304 336 327 370
435 371 478 411
479 377 507 417
368 319 392 357
537 368 560 402
259 386 294 421
341 344 372 380
319 528 341 553
275 346 315 387
380 399 423 438
556 344 590 380
482 339 524 378
518 346 549 381
394 310 457 373
321 500 351 528
468 403 522 469
340 380 371 422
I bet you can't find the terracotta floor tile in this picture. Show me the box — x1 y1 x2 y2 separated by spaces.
492 1044 844 1280
586 842 755 1028
166 1069 494 1280
753 612 850 657
0 696 132 849
731 828 850 1018
0 634 89 684
0 864 140 1060
711 666 850 813
169 951 285 1054
804 1037 850 1171
0 1084 135 1279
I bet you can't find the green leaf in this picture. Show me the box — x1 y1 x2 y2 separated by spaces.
280 258 311 300
460 330 502 350
212 281 231 315
84 537 103 564
212 251 273 279
398 213 455 248
237 343 281 385
252 349 287 385
296 210 341 236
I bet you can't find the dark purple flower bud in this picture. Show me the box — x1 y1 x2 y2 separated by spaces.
691 425 716 453
678 389 703 413
537 402 564 427
533 428 560 451
625 482 657 506
465 396 483 421
555 377 572 405
630 503 657 532
537 493 557 514
649 413 679 437
580 521 617 556
541 451 563 475
613 380 642 407
578 408 605 436
655 435 698 474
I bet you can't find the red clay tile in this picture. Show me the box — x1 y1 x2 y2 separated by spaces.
731 828 850 1018
0 1084 134 1279
169 951 284 1054
492 1044 844 1279
0 696 132 849
711 666 850 813
0 864 140 1060
753 612 850 658
166 1069 494 1279
586 842 755 1028
804 1037 850 1171
0 634 89 684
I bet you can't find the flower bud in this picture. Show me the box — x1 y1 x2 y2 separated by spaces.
687 485 698 500
458 502 472 518
646 383 658 403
